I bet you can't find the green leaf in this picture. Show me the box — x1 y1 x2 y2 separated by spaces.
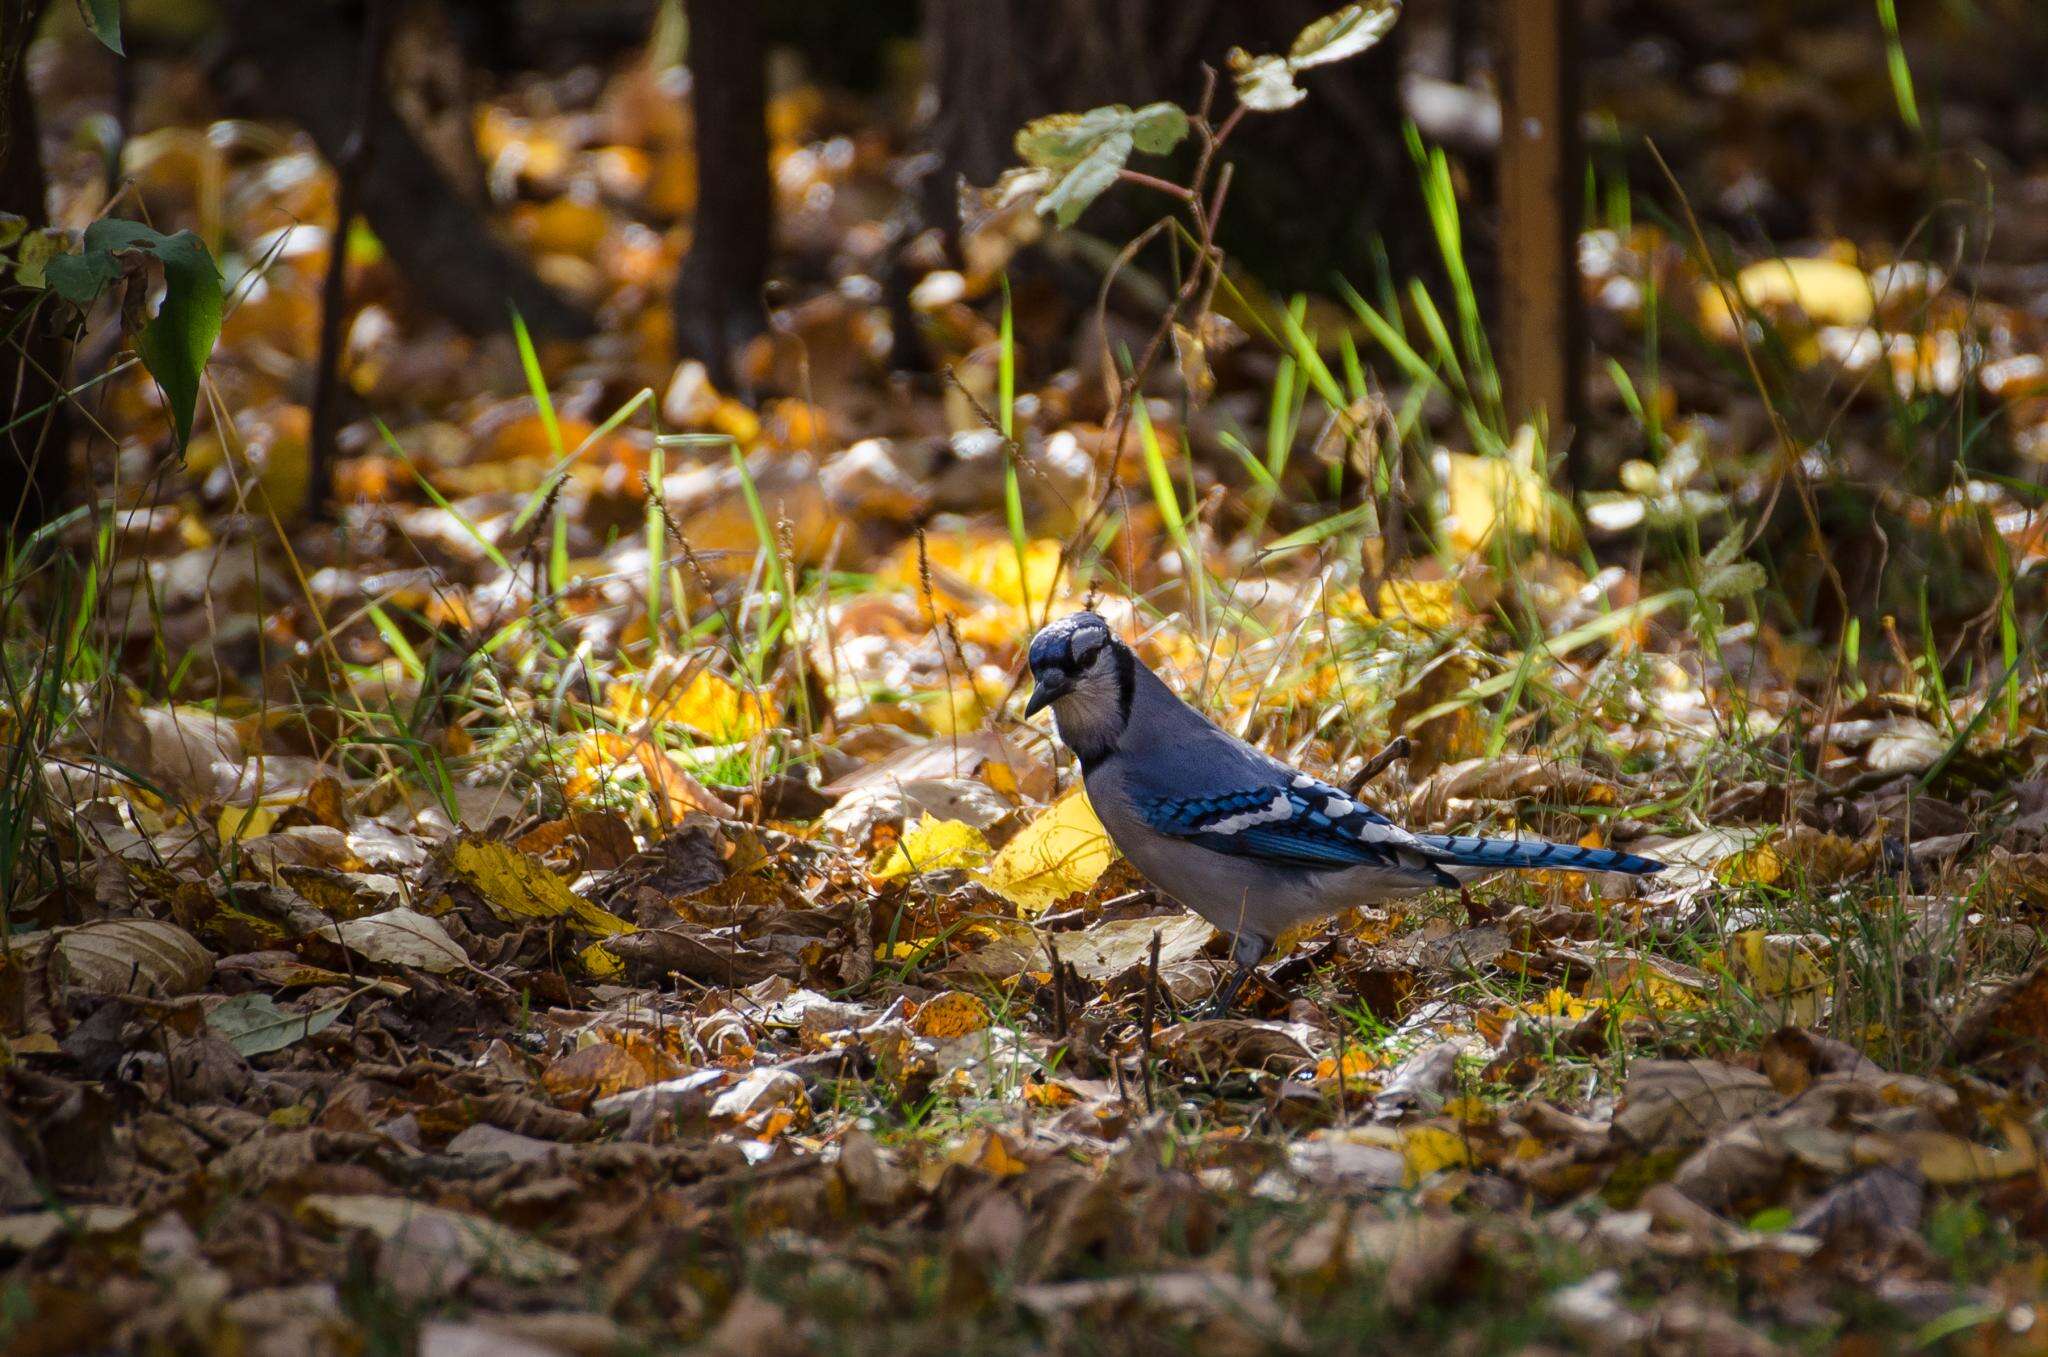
206 992 346 1057
80 0 124 55
1700 560 1766 600
1012 102 1187 228
40 237 116 300
1014 106 1135 169
1038 130 1130 227
48 221 223 449
1127 102 1189 155
135 231 221 451
1289 1 1399 66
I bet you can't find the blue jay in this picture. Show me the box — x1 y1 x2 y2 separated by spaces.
1023 611 1664 1013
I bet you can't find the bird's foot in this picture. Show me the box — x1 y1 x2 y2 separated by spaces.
1197 962 1255 1019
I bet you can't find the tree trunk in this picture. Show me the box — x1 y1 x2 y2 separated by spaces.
921 0 1420 292
216 0 594 342
672 0 772 385
1 0 63 538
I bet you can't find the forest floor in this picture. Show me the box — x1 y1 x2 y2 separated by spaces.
9 4 2048 1354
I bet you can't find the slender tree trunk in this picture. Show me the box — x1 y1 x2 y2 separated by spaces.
216 0 594 341
1 0 64 538
672 0 771 385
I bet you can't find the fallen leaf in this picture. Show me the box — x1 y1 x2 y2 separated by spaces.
1612 1060 1778 1152
1699 256 1874 341
37 919 214 997
983 789 1117 912
869 813 991 881
300 1194 577 1283
327 908 469 974
205 992 348 1056
910 991 992 1039
440 837 634 936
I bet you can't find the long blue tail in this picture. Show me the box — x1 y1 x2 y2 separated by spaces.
1414 834 1664 875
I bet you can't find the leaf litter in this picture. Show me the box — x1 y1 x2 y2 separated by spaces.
9 2 2048 1353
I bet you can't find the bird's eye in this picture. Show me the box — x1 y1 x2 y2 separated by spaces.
1070 630 1104 665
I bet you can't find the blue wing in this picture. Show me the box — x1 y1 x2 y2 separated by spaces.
1135 773 1419 871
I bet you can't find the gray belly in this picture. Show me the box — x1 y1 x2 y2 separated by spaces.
1087 780 1405 943
1087 766 1442 944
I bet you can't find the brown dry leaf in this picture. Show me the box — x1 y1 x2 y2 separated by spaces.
326 908 470 974
1015 1271 1299 1347
541 1040 680 1110
1611 1060 1778 1152
30 919 214 998
300 1194 577 1283
1408 754 1620 822
1154 1018 1319 1073
633 739 737 821
1951 958 2048 1072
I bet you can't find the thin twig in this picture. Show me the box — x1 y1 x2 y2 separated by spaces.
1345 736 1413 796
1140 927 1161 1114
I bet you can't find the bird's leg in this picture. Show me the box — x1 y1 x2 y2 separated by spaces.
1202 931 1269 1018
1204 963 1252 1018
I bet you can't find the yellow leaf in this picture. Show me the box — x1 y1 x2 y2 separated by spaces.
870 814 992 882
1401 1125 1472 1185
1887 1125 2037 1186
1314 1049 1378 1092
217 802 282 843
886 533 1066 639
443 838 635 937
983 789 1117 913
1725 931 1831 995
610 666 771 741
1440 425 1569 556
910 991 993 1039
1697 256 1875 340
1717 839 1785 886
921 682 989 737
951 1128 1029 1177
580 941 625 979
1366 577 1461 630
1523 987 1596 1021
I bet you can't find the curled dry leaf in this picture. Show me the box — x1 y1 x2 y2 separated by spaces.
32 918 214 998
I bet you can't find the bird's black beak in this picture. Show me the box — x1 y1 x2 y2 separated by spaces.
1023 676 1066 717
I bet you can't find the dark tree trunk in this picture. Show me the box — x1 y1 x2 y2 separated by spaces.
216 0 594 341
921 0 1420 292
1 0 64 538
672 0 772 386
